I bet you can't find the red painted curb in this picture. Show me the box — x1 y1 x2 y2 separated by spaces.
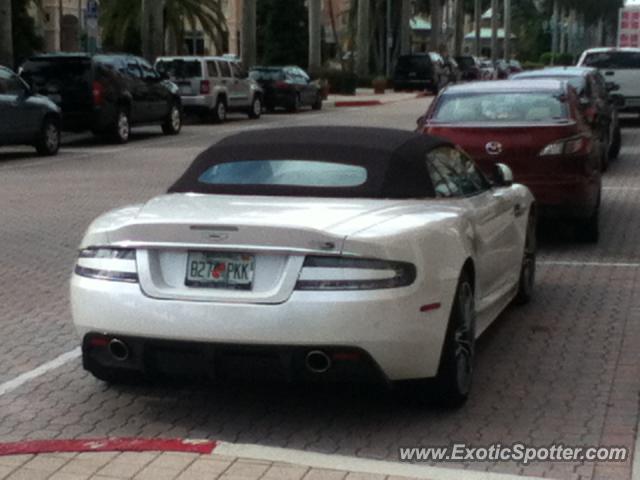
0 438 217 456
334 100 383 107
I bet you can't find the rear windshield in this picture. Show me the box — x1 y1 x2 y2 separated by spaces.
455 57 475 69
198 160 368 188
20 58 91 93
582 51 640 69
396 56 432 73
515 74 585 94
156 59 202 78
433 92 568 123
249 69 285 81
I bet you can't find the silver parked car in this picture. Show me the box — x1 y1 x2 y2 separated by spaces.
155 56 263 122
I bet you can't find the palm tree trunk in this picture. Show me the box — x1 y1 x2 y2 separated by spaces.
559 6 566 54
308 0 322 73
400 0 411 55
430 0 442 52
503 0 511 60
551 0 559 61
474 0 481 56
0 0 12 68
490 0 498 61
142 0 165 62
242 0 256 67
356 0 370 76
453 0 464 56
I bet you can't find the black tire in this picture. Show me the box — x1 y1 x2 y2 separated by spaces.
432 270 476 408
211 98 227 123
609 124 621 160
248 95 262 119
513 212 537 305
111 107 131 144
312 94 323 110
576 203 600 243
288 93 301 113
34 116 60 156
162 103 182 135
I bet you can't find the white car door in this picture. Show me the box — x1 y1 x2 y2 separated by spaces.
428 147 520 304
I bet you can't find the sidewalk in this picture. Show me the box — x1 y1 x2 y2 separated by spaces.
327 88 430 108
0 438 543 480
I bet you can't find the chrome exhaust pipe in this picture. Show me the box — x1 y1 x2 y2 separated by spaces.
108 338 130 361
305 350 331 374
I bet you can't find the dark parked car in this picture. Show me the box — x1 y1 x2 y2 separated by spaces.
393 53 448 93
417 80 603 242
511 66 622 169
494 59 511 79
20 53 182 144
454 55 482 81
249 66 322 112
0 66 61 156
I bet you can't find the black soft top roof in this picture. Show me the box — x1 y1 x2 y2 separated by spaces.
168 127 451 199
169 127 451 198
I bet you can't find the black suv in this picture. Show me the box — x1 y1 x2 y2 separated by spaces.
20 53 182 143
393 53 447 94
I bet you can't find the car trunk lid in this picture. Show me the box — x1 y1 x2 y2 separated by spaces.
425 122 581 179
109 194 408 304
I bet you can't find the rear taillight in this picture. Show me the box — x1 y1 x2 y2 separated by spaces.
200 80 210 95
75 247 138 283
92 80 104 106
295 256 416 291
274 80 290 89
539 136 586 156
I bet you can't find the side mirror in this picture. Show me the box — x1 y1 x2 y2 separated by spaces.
416 115 425 126
606 82 620 92
493 163 514 187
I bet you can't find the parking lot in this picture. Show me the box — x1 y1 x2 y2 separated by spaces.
0 100 639 480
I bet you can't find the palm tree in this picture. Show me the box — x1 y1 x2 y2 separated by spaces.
308 0 322 72
504 0 512 59
400 0 412 55
356 0 370 76
490 0 498 61
242 0 256 66
101 0 228 59
0 0 12 67
474 0 481 56
430 0 442 52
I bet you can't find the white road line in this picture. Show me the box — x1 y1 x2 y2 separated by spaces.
0 348 80 397
603 186 640 191
214 442 545 480
539 260 640 268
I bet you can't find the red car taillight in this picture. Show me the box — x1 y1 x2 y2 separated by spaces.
274 80 290 89
92 80 104 106
539 135 587 156
200 80 211 95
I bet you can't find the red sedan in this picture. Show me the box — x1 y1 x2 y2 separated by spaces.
417 80 603 242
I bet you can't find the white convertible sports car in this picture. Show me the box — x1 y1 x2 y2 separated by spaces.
71 127 536 406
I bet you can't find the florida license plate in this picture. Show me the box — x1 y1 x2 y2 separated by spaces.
185 251 255 290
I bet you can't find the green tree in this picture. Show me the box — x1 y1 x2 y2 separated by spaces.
257 0 307 66
100 0 227 59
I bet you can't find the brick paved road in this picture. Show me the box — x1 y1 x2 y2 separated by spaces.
0 102 638 480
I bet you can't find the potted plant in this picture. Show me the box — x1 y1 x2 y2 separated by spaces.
372 76 387 94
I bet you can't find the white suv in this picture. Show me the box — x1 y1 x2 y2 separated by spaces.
155 56 263 122
578 48 640 112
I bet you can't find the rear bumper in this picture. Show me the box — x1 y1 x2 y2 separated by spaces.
263 90 295 109
520 176 600 219
392 79 436 91
181 95 216 112
61 104 117 133
82 334 386 384
71 274 455 382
